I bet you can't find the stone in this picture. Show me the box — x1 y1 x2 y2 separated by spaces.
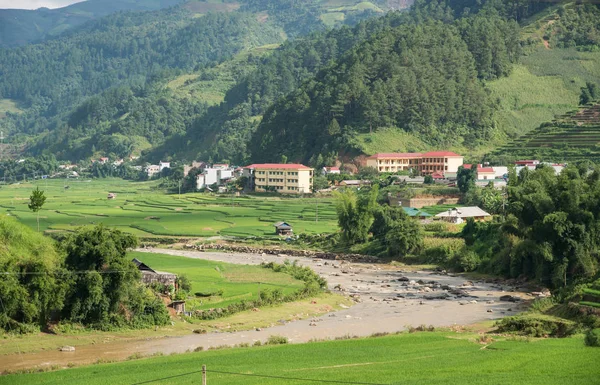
499 295 521 303
60 346 75 352
398 276 410 282
487 309 493 313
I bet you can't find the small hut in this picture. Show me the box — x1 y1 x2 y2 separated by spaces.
107 193 117 199
170 300 186 315
274 221 293 236
132 258 177 287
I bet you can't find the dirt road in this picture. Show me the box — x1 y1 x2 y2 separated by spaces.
1 248 529 371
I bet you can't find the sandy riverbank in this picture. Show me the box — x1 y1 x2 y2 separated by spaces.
1 248 530 371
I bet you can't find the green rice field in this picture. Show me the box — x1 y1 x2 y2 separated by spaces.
3 332 598 384
0 179 338 238
129 251 304 310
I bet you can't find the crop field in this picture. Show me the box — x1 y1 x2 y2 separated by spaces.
491 104 600 163
3 332 598 385
129 251 304 310
0 179 338 237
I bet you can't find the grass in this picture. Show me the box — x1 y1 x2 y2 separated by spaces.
0 292 348 356
0 178 339 238
0 98 22 119
3 332 598 384
128 251 304 310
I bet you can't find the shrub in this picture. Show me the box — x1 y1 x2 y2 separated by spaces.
495 316 576 337
584 329 600 347
456 250 481 272
266 335 288 345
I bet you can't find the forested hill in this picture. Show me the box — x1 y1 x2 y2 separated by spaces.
0 0 394 160
0 0 186 48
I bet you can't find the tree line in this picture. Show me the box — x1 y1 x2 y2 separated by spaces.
0 219 170 333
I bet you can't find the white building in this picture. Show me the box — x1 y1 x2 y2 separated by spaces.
435 207 491 224
159 161 171 172
196 174 205 190
203 167 234 187
145 165 160 178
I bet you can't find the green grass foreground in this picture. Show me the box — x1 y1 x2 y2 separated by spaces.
129 251 304 310
3 332 599 384
0 179 338 237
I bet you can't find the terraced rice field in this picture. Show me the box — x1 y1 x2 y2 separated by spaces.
491 104 600 162
0 179 338 238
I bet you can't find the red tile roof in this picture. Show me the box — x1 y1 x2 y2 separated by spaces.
368 153 422 159
421 151 462 157
431 172 445 179
477 164 494 173
245 163 313 170
462 164 473 170
327 167 340 171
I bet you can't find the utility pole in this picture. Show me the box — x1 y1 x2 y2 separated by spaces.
315 196 318 223
202 365 207 385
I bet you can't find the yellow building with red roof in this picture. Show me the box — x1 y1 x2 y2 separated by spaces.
367 151 464 176
243 164 314 194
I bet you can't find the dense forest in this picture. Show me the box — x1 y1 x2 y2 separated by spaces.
1 0 599 164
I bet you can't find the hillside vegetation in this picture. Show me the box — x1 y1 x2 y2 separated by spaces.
1 0 600 165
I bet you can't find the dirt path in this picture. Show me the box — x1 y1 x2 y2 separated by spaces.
1 249 529 372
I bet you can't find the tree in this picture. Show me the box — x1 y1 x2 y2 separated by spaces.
457 165 477 194
61 225 169 328
424 175 434 184
333 185 379 244
28 187 46 232
312 176 330 192
580 82 598 105
0 216 66 332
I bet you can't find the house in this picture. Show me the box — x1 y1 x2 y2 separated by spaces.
402 207 432 219
322 166 341 175
476 165 495 180
431 171 445 180
515 160 540 168
107 193 117 199
132 258 177 286
170 300 186 315
196 174 206 190
244 164 314 194
145 165 160 178
493 166 508 179
99 157 109 164
204 167 233 187
158 161 171 172
435 207 491 224
113 159 124 167
339 179 371 187
366 151 464 176
59 164 77 170
213 163 229 169
274 221 293 235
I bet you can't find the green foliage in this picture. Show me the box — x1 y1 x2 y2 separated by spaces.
548 4 600 51
191 260 326 320
250 21 499 162
176 275 192 292
0 216 66 333
266 335 288 345
370 205 423 258
28 187 46 213
462 164 600 288
61 225 168 329
456 165 476 194
6 330 600 384
333 186 378 244
584 328 600 347
580 82 598 106
495 315 576 338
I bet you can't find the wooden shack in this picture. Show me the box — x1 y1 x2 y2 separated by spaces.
274 221 293 236
132 258 177 287
170 300 186 315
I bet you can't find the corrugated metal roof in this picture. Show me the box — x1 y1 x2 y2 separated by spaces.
435 207 491 218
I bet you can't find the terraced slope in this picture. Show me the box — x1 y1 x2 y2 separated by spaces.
489 103 600 163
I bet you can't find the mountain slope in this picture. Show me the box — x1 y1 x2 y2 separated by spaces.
0 0 186 47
